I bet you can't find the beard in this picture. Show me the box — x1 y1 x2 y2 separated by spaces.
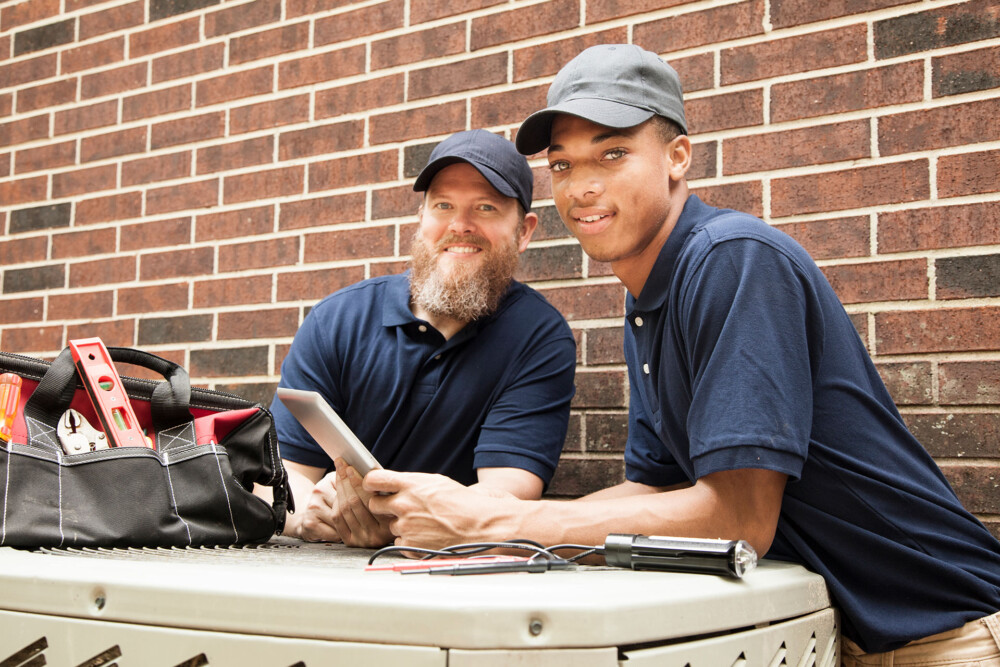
408 229 521 323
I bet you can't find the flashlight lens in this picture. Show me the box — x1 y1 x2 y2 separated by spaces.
734 542 758 578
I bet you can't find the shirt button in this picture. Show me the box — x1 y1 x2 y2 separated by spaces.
635 316 644 327
643 363 650 375
418 325 427 333
435 355 442 360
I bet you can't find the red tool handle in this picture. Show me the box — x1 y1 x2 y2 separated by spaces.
69 338 152 449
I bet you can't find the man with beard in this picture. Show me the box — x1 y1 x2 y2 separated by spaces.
268 129 576 547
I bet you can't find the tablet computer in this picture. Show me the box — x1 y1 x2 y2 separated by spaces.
276 387 382 476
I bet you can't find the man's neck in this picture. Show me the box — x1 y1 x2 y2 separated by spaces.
613 182 689 298
410 303 468 341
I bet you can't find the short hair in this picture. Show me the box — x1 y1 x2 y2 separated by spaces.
649 115 685 145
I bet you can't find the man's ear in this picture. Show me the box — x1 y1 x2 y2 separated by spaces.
517 212 539 253
667 135 692 182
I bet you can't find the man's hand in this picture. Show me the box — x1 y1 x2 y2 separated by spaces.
296 472 344 543
365 470 519 551
329 458 394 548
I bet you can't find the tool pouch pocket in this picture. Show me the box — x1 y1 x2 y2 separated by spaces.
0 347 290 549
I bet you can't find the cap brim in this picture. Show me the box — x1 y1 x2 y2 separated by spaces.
413 156 522 205
515 98 655 155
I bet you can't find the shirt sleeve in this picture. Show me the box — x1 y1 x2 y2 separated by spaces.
269 303 344 471
679 235 822 481
473 332 577 485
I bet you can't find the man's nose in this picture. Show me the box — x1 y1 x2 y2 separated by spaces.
446 208 477 234
564 168 603 202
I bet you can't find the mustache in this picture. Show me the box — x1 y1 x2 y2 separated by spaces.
435 233 492 252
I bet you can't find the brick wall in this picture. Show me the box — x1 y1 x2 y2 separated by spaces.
1 0 998 535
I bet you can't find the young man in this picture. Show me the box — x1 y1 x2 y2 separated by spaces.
366 45 1000 663
271 129 575 548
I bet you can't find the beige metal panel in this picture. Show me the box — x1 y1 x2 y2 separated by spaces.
0 609 447 667
449 647 619 667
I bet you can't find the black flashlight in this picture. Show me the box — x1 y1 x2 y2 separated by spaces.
603 534 757 578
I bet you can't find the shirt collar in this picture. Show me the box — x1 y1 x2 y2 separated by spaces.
630 194 707 313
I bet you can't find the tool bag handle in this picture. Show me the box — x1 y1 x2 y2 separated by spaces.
23 346 193 433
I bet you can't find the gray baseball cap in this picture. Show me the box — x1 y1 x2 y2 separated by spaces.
413 129 533 212
515 44 687 155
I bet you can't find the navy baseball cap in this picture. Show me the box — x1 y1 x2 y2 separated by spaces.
413 129 534 212
515 44 688 155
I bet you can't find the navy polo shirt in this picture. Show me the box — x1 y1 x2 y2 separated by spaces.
271 273 576 486
624 195 1000 653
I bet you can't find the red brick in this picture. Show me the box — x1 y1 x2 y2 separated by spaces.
880 98 1000 157
0 114 49 148
67 319 136 348
205 0 280 37
936 254 1000 301
670 52 715 93
0 53 56 87
14 139 75 174
118 282 189 314
309 150 397 192
513 29 629 83
635 0 766 53
276 266 366 301
315 0 403 46
286 0 355 18
879 203 1000 254
776 216 870 260
938 149 1000 199
876 361 934 405
539 282 626 321
905 412 1000 459
372 22 464 71
686 140 717 181
686 89 763 134
0 297 44 325
547 457 625 498
472 86 546 131
120 216 191 251
822 258 927 305
0 152 8 177
771 0 910 29
771 62 923 124
219 237 299 271
76 192 144 225
0 175 47 205
231 22 309 65
52 163 116 198
369 260 407 278
230 94 309 134
196 66 273 107
321 79 406 127
138 247 213 280
722 25 866 85
691 180 764 218
152 43 225 84
68 256 135 287
80 126 147 163
218 308 299 340
123 84 192 122
0 236 47 266
582 412 627 454
196 135 273 175
53 99 117 135
586 327 625 365
15 78 76 113
303 226 395 263
0 325 63 352
369 101 465 145
772 160 929 218
196 205 274 242
0 93 11 117
146 179 219 214
517 244 582 283
60 37 124 75
279 121 363 161
129 17 200 58
48 290 114 320
189 346 268 378
941 464 1000 514
278 45 365 90
79 1 143 39
410 53 507 101
723 120 869 176
933 44 1000 98
573 369 627 408
372 185 420 221
122 150 192 186
875 306 1000 355
471 0 578 50
81 62 147 100
875 0 1000 60
194 274 273 308
410 0 504 25
151 111 225 149
1 0 61 31
279 193 366 230
939 361 1000 406
223 165 304 204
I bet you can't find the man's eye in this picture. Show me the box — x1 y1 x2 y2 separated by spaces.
605 148 626 160
434 202 452 210
479 204 497 211
549 161 568 173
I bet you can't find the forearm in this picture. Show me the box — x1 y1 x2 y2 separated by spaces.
282 461 326 538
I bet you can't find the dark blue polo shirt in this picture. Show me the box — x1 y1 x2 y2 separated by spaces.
624 194 1000 653
271 273 576 486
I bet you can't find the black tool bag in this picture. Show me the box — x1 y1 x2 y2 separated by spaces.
0 347 291 549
